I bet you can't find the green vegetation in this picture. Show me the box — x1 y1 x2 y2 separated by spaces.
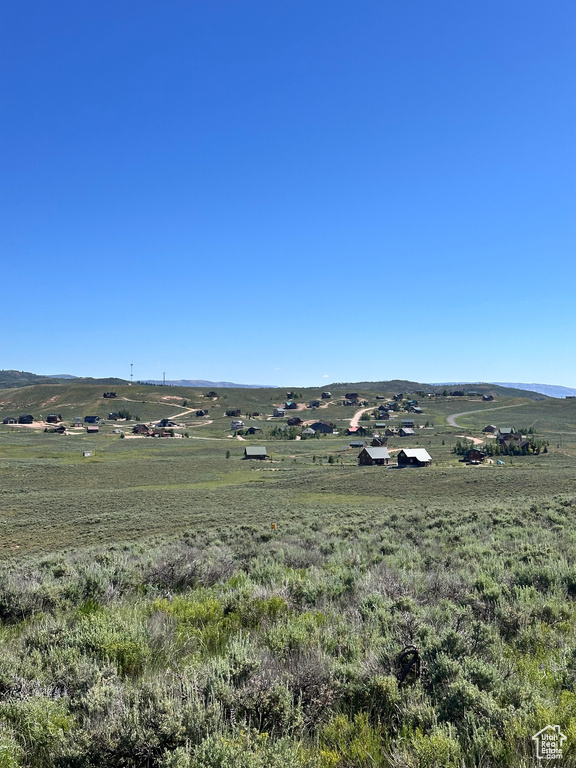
1 381 576 765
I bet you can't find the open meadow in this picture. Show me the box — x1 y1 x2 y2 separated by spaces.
0 383 576 766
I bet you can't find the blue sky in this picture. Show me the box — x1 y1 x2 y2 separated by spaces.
2 1 575 386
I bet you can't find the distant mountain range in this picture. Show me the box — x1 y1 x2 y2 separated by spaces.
141 379 276 388
493 383 576 399
0 370 574 398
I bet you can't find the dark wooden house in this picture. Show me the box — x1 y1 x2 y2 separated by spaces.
84 416 100 424
397 449 432 467
226 409 242 417
287 417 303 426
463 449 486 463
358 446 390 466
102 392 117 399
321 391 332 399
244 446 268 460
18 415 34 424
310 421 334 434
46 414 63 423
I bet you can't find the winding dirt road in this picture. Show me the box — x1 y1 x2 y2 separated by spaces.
349 406 374 428
447 403 528 428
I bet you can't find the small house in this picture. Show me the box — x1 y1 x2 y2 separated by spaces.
302 428 316 437
385 428 399 436
206 391 217 398
287 417 303 426
343 400 355 406
321 392 331 399
483 425 498 433
46 414 62 424
401 419 415 429
244 446 268 460
273 408 285 417
285 400 298 410
310 421 334 434
102 392 117 399
231 420 245 430
84 416 100 424
375 421 388 429
133 424 150 435
196 410 208 417
157 419 176 428
245 426 261 435
53 425 66 434
371 436 388 447
82 451 93 458
358 446 390 466
397 448 432 467
2 417 16 424
350 440 366 448
108 412 119 420
463 448 486 463
347 425 367 436
411 406 423 414
345 392 359 401
18 415 34 424
482 394 494 401
399 428 415 437
226 409 242 417
86 425 99 434
308 400 321 408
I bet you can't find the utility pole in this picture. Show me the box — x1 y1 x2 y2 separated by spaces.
130 363 133 384
163 372 166 386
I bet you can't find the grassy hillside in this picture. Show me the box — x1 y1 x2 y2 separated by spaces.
1 382 576 766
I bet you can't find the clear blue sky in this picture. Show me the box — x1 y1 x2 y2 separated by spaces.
2 1 575 386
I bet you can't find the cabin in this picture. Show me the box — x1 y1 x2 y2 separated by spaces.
273 408 285 417
410 406 423 414
86 425 99 434
108 412 119 420
52 425 66 434
244 446 268 460
133 424 150 435
287 417 303 426
157 419 176 428
358 446 390 466
401 419 415 429
2 417 16 425
399 428 415 437
345 393 359 401
375 421 388 429
371 436 388 447
310 421 334 434
321 392 331 399
308 400 321 408
196 410 208 417
350 440 367 448
302 428 316 437
463 448 486 464
483 425 498 433
482 394 494 401
343 400 355 406
385 428 399 436
285 400 298 410
151 429 172 438
231 420 245 430
347 425 367 436
102 392 117 399
498 428 514 442
245 426 261 435
46 414 62 423
376 395 386 400
205 391 217 398
18 415 34 424
251 412 261 417
84 416 100 424
397 448 432 467
226 409 241 417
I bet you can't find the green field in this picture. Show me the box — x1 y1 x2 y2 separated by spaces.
1 382 576 766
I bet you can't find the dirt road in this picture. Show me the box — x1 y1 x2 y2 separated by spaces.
349 406 373 428
447 403 528 428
